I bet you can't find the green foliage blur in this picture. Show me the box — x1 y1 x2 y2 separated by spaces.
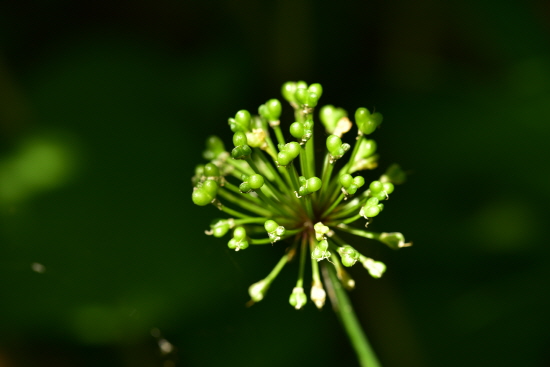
1 1 549 366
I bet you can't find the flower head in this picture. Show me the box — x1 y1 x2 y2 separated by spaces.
191 81 411 309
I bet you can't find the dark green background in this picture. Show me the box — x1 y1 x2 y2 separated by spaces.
1 1 549 366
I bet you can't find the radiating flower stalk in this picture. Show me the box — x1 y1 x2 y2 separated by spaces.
191 81 411 367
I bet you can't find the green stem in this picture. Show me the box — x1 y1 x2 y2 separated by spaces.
253 148 288 192
249 228 303 245
318 154 335 203
246 157 288 203
265 250 292 283
321 191 345 218
223 181 263 205
303 194 314 219
296 236 307 288
225 157 255 176
256 188 291 217
218 204 249 219
332 213 363 226
342 135 363 175
263 133 280 161
273 125 286 146
305 129 316 177
325 265 382 367
299 145 310 178
330 196 367 220
249 238 277 245
218 189 272 217
334 224 378 240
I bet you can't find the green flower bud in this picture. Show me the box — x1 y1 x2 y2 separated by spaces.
203 163 219 178
307 92 319 108
192 188 213 206
339 174 353 188
289 287 307 310
289 122 305 139
295 81 308 90
231 145 251 160
351 155 379 173
312 239 331 261
265 99 282 121
310 281 326 309
282 82 297 104
339 174 364 197
258 104 268 119
286 141 300 156
378 232 411 250
297 177 322 197
355 107 370 125
239 182 252 193
192 164 205 186
234 110 251 131
314 222 330 241
233 226 246 241
228 227 248 251
308 83 323 99
202 179 218 197
248 174 264 190
358 139 377 158
239 240 249 250
383 182 394 195
306 177 322 192
353 176 365 187
338 245 359 259
264 220 278 233
311 247 326 260
233 131 248 147
246 129 266 148
361 197 383 218
317 239 329 252
207 219 230 237
338 268 356 290
287 82 322 108
346 184 358 195
227 238 238 249
326 135 342 155
294 87 308 105
277 142 300 166
380 163 406 185
338 247 359 267
369 180 384 193
360 257 386 278
355 108 383 135
264 220 286 243
350 139 379 173
364 206 380 218
277 151 292 166
368 180 390 200
319 105 348 134
202 135 226 161
249 279 269 302
341 254 357 267
326 135 350 162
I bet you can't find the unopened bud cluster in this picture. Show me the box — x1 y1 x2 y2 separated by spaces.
191 81 411 310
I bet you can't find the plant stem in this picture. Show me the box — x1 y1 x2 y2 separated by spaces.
321 191 345 218
325 264 382 367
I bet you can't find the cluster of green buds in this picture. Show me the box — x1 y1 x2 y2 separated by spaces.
191 81 411 310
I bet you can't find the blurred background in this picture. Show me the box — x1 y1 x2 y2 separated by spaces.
1 0 549 366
